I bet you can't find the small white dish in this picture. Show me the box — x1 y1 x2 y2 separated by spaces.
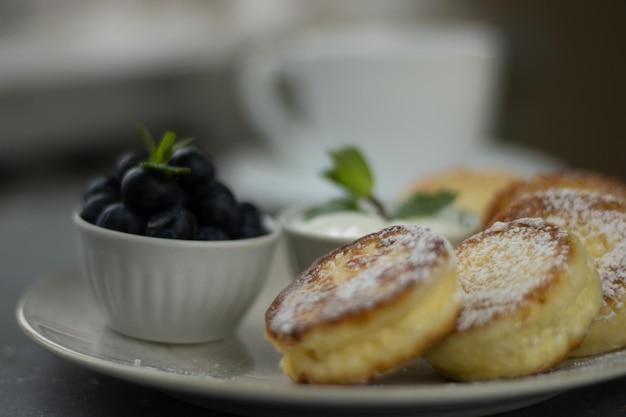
278 203 479 273
73 212 281 344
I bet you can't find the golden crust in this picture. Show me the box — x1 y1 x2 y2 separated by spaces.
265 224 459 384
400 168 520 221
484 170 626 227
424 218 602 381
489 189 626 357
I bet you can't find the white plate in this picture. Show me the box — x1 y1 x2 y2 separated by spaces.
16 264 626 417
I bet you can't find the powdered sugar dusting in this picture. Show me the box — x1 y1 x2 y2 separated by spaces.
495 189 626 317
456 218 571 331
266 225 454 338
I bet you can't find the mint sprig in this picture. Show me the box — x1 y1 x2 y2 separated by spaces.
312 146 456 220
136 125 195 176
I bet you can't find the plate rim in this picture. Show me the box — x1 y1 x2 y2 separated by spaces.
15 270 626 411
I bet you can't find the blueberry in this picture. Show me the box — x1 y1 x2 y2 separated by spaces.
83 174 120 201
115 151 144 178
234 202 267 239
190 182 241 235
194 226 229 241
96 202 146 235
239 202 264 226
121 167 184 215
146 207 197 240
169 146 216 192
80 193 118 224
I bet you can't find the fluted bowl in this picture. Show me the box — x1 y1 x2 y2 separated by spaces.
73 212 281 343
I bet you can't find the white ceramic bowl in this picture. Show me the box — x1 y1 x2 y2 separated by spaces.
279 203 479 273
74 212 281 344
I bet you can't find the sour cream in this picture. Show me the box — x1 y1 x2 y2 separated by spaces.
290 206 479 246
291 211 387 238
280 204 480 272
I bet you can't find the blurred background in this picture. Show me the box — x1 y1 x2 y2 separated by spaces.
0 0 624 210
1 3 624 414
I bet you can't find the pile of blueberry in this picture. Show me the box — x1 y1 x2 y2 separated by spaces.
80 131 267 241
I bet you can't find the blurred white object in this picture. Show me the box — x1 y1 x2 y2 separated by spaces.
238 22 501 159
221 21 561 210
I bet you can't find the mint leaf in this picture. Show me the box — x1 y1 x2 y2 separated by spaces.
322 147 373 198
150 131 177 163
134 125 195 177
391 191 457 219
315 146 388 219
172 136 196 152
304 197 362 220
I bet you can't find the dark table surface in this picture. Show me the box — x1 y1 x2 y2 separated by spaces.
2 177 626 417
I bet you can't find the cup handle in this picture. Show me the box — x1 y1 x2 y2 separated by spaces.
236 46 302 149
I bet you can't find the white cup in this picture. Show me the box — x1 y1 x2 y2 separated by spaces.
237 21 502 186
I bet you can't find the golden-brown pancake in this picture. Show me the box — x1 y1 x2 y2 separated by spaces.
484 170 626 226
400 168 520 221
425 218 602 380
489 189 626 357
265 225 459 384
